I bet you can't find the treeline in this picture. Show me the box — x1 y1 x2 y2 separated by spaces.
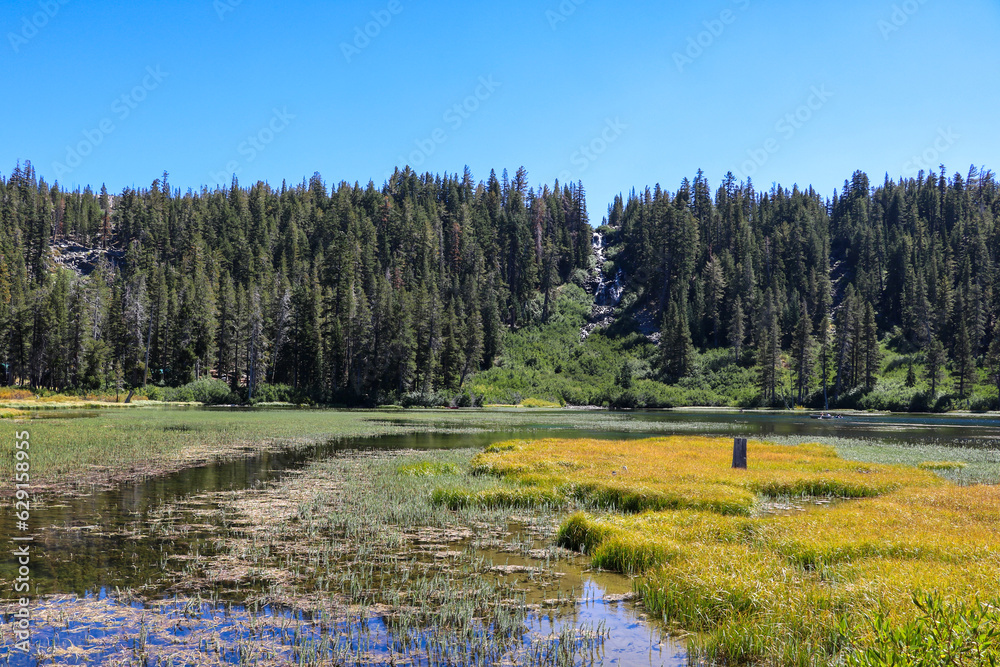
0 162 591 404
610 167 1000 408
4 159 1000 409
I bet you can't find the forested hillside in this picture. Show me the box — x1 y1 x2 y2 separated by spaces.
473 168 1000 411
2 161 999 410
606 168 1000 410
0 162 590 404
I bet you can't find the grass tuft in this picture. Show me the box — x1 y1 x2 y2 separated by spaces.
917 460 968 471
397 460 461 476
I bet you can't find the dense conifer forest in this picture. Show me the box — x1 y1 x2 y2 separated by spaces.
1 161 998 410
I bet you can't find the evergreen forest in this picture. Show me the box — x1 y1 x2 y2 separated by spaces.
2 161 999 411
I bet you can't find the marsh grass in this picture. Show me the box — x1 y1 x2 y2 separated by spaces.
1 448 628 666
397 460 461 476
7 409 1000 664
0 407 635 494
917 460 967 471
467 436 937 517
0 406 738 495
841 444 1000 485
473 435 1000 665
765 435 1000 486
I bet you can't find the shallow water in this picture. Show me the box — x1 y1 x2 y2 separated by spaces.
3 408 1000 665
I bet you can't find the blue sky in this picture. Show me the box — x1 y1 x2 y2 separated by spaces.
3 0 999 219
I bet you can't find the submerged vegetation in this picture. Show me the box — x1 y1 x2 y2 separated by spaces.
2 448 638 666
463 436 1000 665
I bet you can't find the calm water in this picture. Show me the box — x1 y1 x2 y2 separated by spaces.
3 408 1000 665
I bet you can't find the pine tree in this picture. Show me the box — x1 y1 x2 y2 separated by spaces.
988 319 1000 406
660 295 695 383
703 255 726 347
728 296 745 362
216 272 237 388
953 318 976 399
757 289 781 404
817 315 834 410
862 301 880 390
925 336 946 397
2 162 998 409
791 298 815 404
834 287 857 401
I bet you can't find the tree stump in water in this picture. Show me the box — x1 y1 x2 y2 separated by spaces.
732 437 747 469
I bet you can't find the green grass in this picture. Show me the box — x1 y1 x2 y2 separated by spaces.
833 441 1000 486
517 397 564 408
917 460 968 471
397 460 461 476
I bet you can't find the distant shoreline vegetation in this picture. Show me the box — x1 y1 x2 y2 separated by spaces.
0 162 997 412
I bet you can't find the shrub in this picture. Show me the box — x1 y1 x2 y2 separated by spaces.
184 378 234 405
519 397 562 408
844 591 1000 666
251 383 310 405
147 379 235 405
400 391 451 408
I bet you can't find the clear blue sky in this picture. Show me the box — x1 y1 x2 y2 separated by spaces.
3 0 999 219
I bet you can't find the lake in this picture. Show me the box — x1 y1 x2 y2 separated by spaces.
2 408 999 665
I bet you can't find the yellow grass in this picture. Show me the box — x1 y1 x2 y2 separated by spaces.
0 387 35 400
472 436 940 515
470 436 1000 665
517 398 563 408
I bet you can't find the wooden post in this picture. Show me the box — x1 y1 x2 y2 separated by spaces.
732 437 747 469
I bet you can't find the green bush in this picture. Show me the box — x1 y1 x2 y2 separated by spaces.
146 378 235 405
845 591 1000 666
251 383 310 405
400 391 452 408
